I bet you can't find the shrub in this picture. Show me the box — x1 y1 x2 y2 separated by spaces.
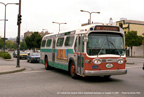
3 53 11 59
0 51 11 59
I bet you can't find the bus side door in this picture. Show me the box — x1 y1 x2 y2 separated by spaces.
77 35 84 75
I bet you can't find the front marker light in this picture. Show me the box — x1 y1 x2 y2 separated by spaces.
117 59 124 64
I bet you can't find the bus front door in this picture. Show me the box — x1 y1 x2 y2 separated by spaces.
77 35 84 75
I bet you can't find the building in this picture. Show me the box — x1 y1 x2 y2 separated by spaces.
24 31 33 39
116 19 144 57
116 19 144 35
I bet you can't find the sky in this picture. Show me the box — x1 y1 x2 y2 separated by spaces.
0 0 144 38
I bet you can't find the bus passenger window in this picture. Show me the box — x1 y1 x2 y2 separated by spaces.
65 36 74 46
46 39 52 47
57 37 64 46
42 40 46 47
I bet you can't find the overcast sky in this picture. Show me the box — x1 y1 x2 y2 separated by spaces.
0 0 144 38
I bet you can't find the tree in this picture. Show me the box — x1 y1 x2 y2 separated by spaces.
4 40 17 50
125 31 143 57
20 41 27 50
5 40 14 49
0 38 4 49
25 32 42 51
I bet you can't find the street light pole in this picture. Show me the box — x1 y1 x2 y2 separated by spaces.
80 10 100 24
52 22 67 33
0 2 19 52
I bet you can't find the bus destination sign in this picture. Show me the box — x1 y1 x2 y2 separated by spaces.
95 26 119 31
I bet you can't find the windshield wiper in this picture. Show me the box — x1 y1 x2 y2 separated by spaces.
97 40 106 57
108 41 121 57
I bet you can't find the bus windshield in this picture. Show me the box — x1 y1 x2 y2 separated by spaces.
87 32 125 56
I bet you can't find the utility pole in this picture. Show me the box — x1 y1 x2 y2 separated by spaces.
17 0 22 67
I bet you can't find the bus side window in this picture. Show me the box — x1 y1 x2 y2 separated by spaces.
46 39 52 47
42 40 46 47
57 37 64 47
65 36 74 46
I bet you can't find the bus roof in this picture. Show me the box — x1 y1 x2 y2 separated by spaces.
42 24 123 40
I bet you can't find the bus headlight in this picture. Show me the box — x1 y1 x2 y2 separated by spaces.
117 59 124 64
93 59 102 65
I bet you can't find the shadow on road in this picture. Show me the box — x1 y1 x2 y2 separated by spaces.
46 68 123 83
79 76 123 83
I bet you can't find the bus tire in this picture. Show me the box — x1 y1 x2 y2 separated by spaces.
104 75 111 79
70 61 78 79
45 57 51 70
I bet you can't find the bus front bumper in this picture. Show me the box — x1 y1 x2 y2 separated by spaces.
84 69 127 76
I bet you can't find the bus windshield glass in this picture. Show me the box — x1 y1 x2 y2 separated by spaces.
87 32 125 56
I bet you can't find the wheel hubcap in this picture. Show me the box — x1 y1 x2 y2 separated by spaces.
45 60 47 68
71 64 75 74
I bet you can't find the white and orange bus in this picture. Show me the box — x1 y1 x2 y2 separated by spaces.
40 24 127 79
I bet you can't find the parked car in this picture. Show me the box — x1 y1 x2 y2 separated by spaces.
25 50 33 55
20 51 28 59
27 52 40 63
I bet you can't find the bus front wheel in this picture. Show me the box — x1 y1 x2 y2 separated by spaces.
70 62 78 79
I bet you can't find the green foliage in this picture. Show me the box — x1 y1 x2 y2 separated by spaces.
0 39 17 50
5 40 17 50
20 41 27 50
0 51 11 59
125 31 143 56
125 31 143 47
25 32 42 49
0 38 4 49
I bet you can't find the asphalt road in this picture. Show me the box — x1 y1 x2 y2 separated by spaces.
0 57 144 97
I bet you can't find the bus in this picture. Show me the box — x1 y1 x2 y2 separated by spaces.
40 24 127 79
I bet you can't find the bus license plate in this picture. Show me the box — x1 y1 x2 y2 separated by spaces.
92 66 98 69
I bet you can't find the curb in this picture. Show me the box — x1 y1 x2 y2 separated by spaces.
0 57 14 61
0 67 26 75
4 59 14 61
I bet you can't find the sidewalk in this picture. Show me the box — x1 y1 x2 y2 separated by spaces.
0 66 25 75
0 57 25 75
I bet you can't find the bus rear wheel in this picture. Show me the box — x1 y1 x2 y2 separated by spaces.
70 62 78 79
45 57 51 70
